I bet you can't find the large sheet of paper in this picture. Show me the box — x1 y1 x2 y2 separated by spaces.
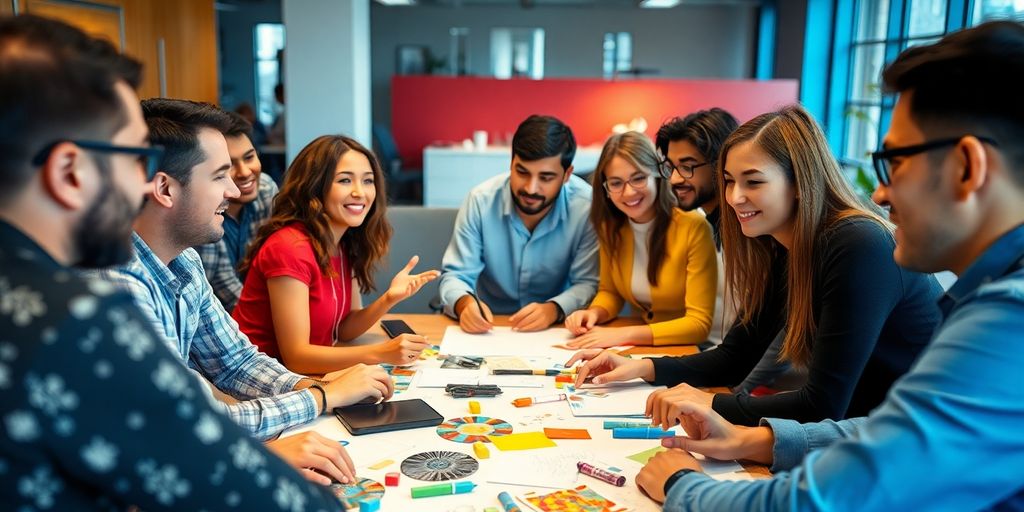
567 380 665 417
439 326 577 360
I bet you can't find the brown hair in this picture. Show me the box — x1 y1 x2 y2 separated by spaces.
718 105 891 366
590 131 677 286
240 135 392 293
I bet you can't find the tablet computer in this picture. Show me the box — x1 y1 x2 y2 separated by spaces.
333 398 443 435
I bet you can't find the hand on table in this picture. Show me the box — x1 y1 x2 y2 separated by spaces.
375 333 430 365
657 400 776 465
564 348 654 387
456 294 493 333
509 302 559 332
645 382 715 431
564 308 600 336
635 448 704 503
322 363 393 409
384 255 440 303
564 326 632 349
266 431 355 486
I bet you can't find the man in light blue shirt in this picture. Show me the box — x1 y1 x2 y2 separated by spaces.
632 22 1024 510
439 115 599 333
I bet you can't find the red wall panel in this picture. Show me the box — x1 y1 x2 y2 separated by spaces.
391 76 800 168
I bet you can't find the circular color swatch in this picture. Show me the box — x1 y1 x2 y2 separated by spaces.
329 477 384 508
436 415 513 443
401 451 480 482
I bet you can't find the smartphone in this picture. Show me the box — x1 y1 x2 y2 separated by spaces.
381 319 417 338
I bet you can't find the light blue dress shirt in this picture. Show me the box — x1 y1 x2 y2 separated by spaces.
439 172 599 316
664 223 1024 511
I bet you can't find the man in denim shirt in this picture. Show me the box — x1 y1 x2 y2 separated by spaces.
439 115 599 333
634 22 1024 510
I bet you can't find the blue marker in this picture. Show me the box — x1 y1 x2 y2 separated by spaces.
603 420 653 429
497 491 522 512
612 427 673 439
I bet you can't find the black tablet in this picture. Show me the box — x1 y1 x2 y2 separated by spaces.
333 398 443 435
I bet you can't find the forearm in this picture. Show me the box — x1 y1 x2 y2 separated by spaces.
649 315 711 346
280 342 384 374
336 294 397 342
617 324 654 345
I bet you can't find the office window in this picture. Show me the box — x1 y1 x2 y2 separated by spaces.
254 23 285 128
972 0 1024 22
603 32 632 79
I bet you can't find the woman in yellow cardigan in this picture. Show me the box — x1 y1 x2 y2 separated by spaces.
565 131 717 348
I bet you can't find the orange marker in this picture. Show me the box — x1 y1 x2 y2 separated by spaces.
512 393 567 408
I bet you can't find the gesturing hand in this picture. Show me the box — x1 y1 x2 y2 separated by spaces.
385 255 440 303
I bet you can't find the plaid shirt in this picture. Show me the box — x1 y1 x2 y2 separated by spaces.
195 172 278 311
93 233 316 440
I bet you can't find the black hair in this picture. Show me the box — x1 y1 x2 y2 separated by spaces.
0 15 142 203
511 114 577 172
655 108 739 167
224 110 254 140
882 20 1024 181
141 98 233 186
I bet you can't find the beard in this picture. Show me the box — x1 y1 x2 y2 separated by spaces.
73 168 143 269
673 183 716 211
512 187 560 216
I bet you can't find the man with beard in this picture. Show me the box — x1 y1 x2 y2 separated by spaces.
195 112 278 311
439 115 598 333
94 99 393 446
0 15 346 509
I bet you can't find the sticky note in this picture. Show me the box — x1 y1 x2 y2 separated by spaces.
555 381 565 389
473 441 490 459
488 431 557 451
626 446 666 464
385 472 400 486
368 458 393 470
468 400 481 414
543 427 591 440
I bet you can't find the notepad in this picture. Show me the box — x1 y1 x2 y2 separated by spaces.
488 431 557 451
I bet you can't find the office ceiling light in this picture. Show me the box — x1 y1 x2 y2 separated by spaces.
639 0 681 7
376 0 416 5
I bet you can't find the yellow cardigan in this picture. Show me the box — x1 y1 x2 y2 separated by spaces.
589 208 717 346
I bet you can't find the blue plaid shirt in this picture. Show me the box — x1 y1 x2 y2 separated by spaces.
195 172 278 311
93 234 317 440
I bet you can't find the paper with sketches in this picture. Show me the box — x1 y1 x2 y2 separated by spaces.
567 380 664 417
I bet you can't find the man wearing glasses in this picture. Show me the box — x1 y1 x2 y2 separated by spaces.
633 21 1024 510
0 15 344 509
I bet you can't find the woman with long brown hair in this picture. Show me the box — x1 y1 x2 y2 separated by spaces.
564 131 717 348
232 135 438 374
566 105 942 426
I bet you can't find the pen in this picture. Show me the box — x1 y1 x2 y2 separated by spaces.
492 369 560 376
612 427 674 439
512 393 567 407
497 491 522 512
410 481 477 498
468 292 490 321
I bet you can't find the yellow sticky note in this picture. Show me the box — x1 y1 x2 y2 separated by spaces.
488 431 557 451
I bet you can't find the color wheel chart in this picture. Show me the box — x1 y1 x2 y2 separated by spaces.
401 451 480 481
436 415 513 443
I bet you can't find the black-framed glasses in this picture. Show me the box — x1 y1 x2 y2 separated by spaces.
31 140 165 180
660 159 709 180
871 136 998 186
603 173 654 194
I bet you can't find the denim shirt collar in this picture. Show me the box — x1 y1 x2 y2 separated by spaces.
939 222 1024 317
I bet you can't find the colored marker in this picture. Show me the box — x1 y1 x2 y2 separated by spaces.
612 427 673 439
512 393 567 408
577 461 626 487
410 481 477 499
603 420 654 430
497 491 522 512
492 369 561 376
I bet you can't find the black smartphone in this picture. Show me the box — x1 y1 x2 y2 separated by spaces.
381 319 416 338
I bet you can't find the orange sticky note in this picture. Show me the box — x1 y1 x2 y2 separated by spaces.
488 431 557 451
543 428 592 440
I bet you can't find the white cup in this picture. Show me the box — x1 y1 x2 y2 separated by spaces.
473 130 488 150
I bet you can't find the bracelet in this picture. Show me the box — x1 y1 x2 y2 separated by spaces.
663 468 696 496
309 383 328 414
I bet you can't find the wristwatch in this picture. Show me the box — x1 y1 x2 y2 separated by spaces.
663 468 696 495
547 301 566 324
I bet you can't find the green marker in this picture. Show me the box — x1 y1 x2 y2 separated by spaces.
410 481 477 499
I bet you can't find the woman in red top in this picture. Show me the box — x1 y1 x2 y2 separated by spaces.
233 135 438 374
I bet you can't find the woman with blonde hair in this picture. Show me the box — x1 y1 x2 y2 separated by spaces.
567 106 942 426
232 135 438 374
564 131 717 348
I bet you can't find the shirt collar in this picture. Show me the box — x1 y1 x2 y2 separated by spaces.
131 232 193 296
0 219 63 271
938 222 1024 317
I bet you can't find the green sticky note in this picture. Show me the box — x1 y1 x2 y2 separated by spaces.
627 446 667 464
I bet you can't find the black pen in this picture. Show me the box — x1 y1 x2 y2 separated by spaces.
467 292 490 321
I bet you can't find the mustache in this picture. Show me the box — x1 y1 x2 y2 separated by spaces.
517 191 545 201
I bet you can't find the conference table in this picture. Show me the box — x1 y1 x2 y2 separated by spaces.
284 314 769 511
